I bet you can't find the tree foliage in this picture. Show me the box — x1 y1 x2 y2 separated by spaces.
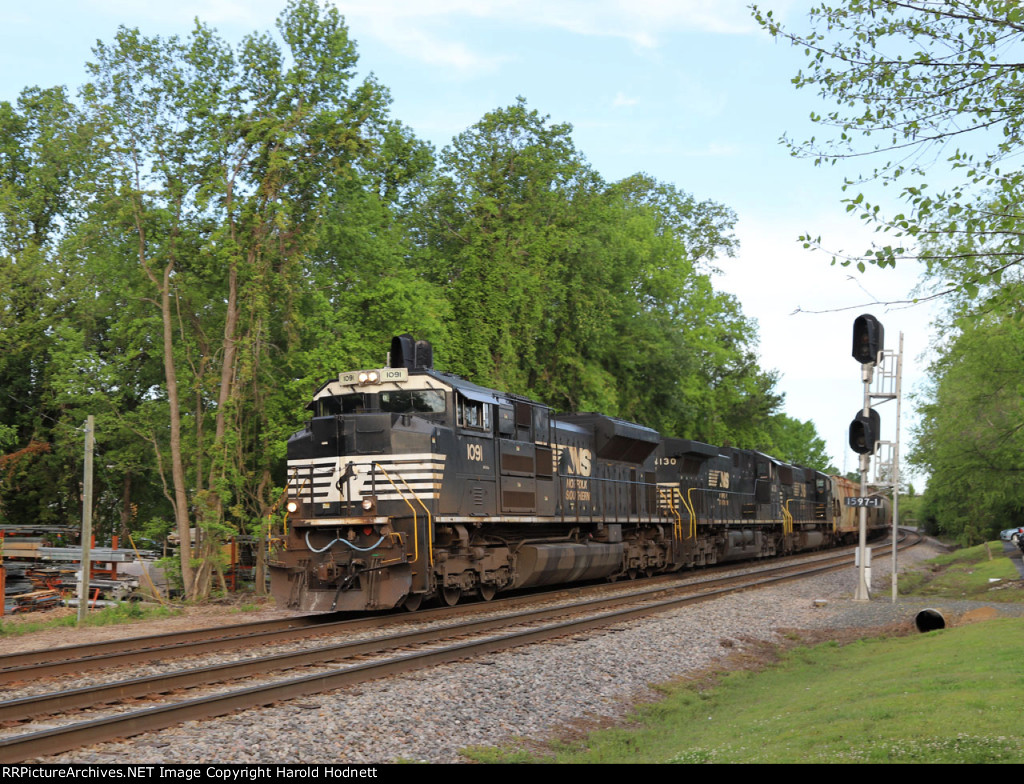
419 100 797 449
909 290 1024 542
0 4 836 596
754 0 1024 528
754 1 1024 299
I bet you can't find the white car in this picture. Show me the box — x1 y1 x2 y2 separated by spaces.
1000 527 1024 542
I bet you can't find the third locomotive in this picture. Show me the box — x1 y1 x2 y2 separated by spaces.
270 336 887 612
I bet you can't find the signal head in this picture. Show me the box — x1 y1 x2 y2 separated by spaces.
849 409 881 455
852 314 884 365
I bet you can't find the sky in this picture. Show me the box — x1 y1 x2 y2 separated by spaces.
0 0 942 479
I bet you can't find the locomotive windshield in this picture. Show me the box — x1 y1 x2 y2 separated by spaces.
379 389 446 414
314 390 446 417
314 394 366 416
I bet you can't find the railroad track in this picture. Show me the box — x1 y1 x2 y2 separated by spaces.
0 541 882 682
0 533 918 763
0 544 856 682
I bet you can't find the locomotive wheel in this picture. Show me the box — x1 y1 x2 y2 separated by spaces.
442 586 461 606
478 584 497 602
403 593 423 612
627 568 638 580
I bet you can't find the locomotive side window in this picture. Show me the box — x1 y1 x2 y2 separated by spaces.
457 394 491 431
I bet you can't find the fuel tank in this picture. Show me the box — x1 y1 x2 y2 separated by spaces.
512 542 623 589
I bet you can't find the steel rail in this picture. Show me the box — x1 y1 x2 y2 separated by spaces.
0 551 864 725
0 615 328 672
0 534 922 763
0 536 901 683
0 615 350 684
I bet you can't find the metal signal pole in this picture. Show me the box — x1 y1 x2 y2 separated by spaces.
889 333 904 602
855 366 872 602
850 314 885 603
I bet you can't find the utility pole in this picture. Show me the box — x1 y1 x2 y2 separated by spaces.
77 415 94 624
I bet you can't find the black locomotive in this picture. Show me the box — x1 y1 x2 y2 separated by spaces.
269 336 887 612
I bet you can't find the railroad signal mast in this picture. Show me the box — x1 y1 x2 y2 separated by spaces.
848 315 904 602
871 332 904 603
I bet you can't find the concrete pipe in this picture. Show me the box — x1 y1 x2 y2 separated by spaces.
915 608 946 632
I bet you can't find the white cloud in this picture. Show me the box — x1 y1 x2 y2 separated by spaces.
693 141 738 157
431 0 760 36
332 0 763 71
613 92 639 107
87 0 279 28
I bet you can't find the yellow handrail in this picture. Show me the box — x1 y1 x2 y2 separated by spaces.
371 463 434 568
369 464 420 563
685 487 700 540
658 487 684 541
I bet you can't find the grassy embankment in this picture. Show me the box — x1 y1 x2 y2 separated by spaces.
0 601 179 636
467 541 1024 764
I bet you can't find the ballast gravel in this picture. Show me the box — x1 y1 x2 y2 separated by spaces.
23 540 1024 764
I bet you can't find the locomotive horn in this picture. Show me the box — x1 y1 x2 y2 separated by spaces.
390 334 433 369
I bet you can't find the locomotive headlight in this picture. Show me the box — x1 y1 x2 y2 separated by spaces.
286 501 299 514
361 496 377 513
367 370 379 383
358 371 369 384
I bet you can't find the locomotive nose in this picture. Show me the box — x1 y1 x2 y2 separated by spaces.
306 413 392 457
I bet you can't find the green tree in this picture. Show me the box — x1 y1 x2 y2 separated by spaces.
0 86 98 529
758 413 836 473
422 98 599 393
754 1 1024 299
420 99 796 451
72 0 430 597
909 293 1024 543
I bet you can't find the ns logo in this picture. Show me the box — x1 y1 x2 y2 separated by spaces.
559 445 592 477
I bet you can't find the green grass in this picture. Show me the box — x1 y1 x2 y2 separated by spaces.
0 601 178 636
465 542 1024 764
898 541 1024 601
467 621 1024 764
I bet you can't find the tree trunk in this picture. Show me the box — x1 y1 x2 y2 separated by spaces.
206 259 240 524
160 265 195 598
